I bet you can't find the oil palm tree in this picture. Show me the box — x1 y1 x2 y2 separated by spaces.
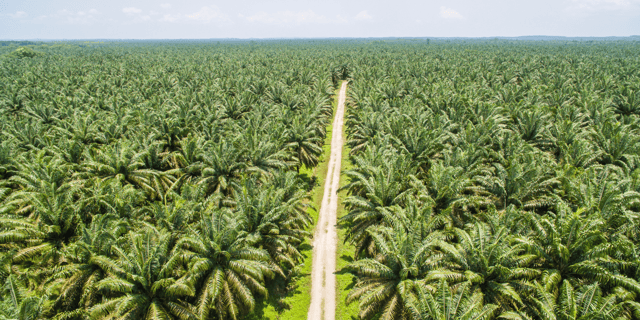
239 132 289 177
423 161 490 227
178 209 273 320
612 86 640 117
481 149 559 209
0 175 80 268
81 142 164 199
513 204 640 295
340 145 414 257
345 224 433 320
231 176 310 274
45 213 128 318
0 275 47 320
557 166 640 240
590 121 639 170
198 140 245 196
410 280 499 320
345 112 385 156
425 221 538 311
283 116 323 172
2 151 73 217
512 279 640 320
164 135 206 197
89 228 196 319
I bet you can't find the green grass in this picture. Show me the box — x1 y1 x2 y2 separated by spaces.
335 82 360 320
245 84 342 320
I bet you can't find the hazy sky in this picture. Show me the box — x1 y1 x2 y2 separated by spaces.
1 0 639 39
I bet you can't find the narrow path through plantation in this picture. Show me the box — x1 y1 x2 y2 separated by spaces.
307 81 348 320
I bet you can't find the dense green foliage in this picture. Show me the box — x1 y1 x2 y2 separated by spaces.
341 41 640 319
2 39 640 319
0 42 344 319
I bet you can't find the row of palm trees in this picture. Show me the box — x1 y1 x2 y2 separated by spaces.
340 41 640 319
0 43 344 319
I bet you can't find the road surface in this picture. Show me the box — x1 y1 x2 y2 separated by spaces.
307 81 347 320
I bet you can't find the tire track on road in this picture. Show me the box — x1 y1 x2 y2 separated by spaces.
307 81 347 320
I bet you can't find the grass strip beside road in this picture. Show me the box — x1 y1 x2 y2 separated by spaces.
247 85 341 320
335 88 360 320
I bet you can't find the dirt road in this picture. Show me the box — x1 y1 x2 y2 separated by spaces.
307 81 347 320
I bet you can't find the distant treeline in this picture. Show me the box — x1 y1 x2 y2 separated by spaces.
0 41 44 47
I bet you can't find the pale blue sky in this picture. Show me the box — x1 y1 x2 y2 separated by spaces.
1 0 639 39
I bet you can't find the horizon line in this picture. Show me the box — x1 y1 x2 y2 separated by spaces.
2 35 640 41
